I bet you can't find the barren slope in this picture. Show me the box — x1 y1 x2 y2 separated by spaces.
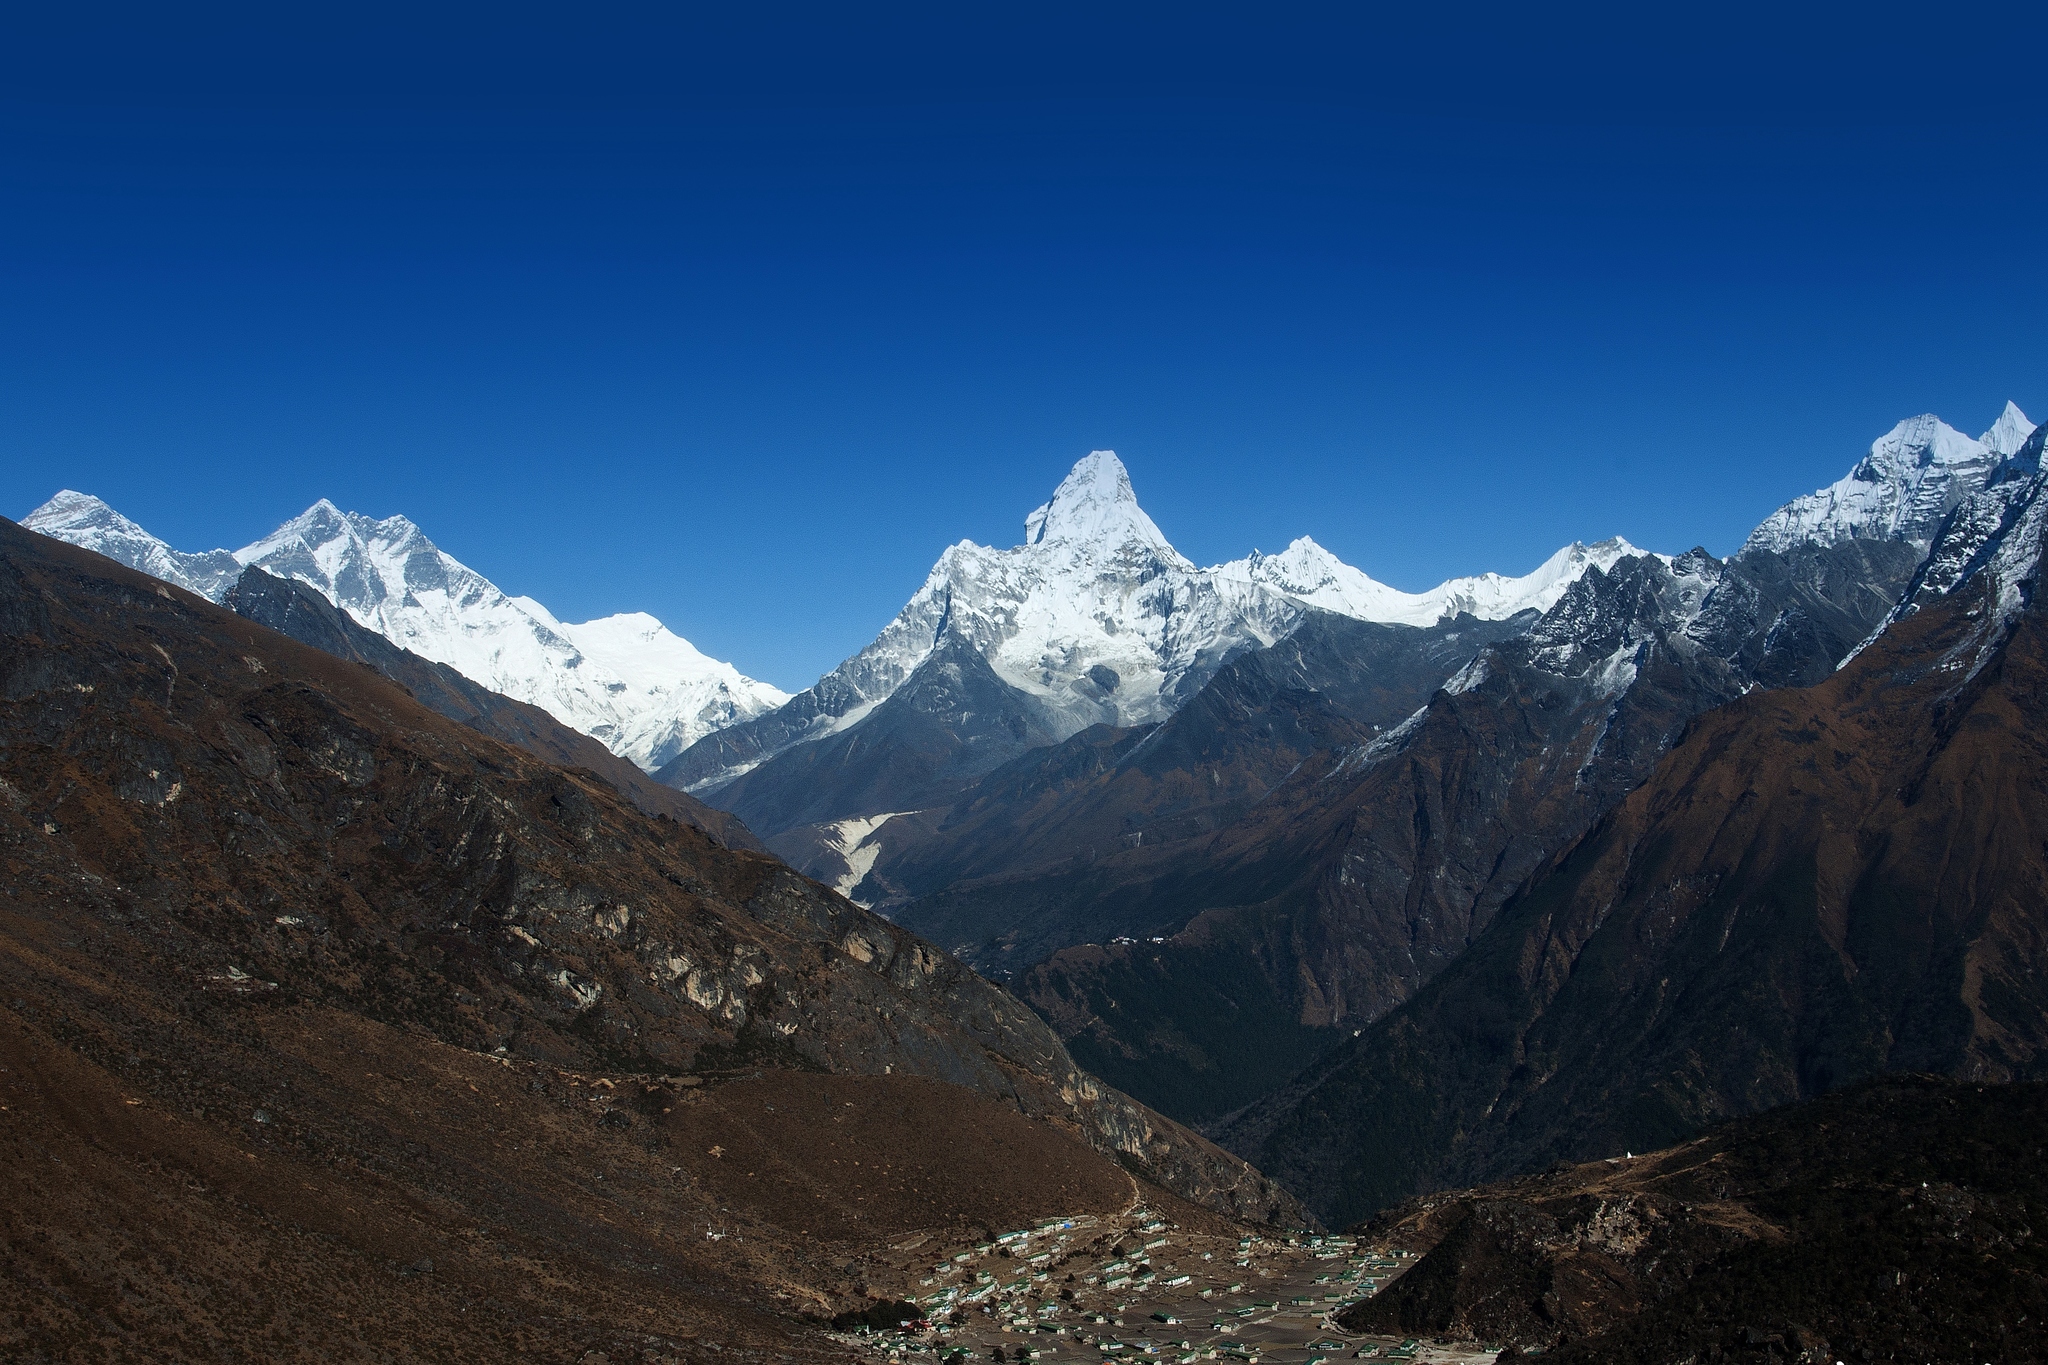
0 519 1302 1362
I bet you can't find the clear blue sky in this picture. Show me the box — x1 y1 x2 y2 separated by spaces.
4 3 2045 690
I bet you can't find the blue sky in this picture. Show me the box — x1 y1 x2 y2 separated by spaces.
4 3 2045 690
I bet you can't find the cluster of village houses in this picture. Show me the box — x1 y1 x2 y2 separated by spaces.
829 1209 1495 1365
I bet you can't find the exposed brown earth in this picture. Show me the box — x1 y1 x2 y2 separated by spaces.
0 996 1151 1362
0 518 1301 1361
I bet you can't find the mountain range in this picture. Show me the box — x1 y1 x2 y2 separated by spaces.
22 491 789 772
0 515 1302 1358
1228 410 2048 1225
653 451 1643 836
18 398 2048 1238
16 395 2048 1365
656 405 2037 1142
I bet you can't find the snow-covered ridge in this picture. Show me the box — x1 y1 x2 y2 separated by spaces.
22 490 246 601
675 449 1659 792
1211 534 1645 628
21 492 786 771
1744 403 2036 556
1843 417 2048 676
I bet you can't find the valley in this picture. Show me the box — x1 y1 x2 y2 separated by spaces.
830 1204 1470 1365
11 399 2048 1362
13 13 2045 1360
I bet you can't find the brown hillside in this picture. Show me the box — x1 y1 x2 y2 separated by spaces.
1238 528 2048 1226
1340 1077 2048 1363
0 517 1298 1361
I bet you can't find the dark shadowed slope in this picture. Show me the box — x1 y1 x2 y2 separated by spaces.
1342 1077 2048 1364
853 609 1530 914
0 518 1307 1360
994 541 1918 1124
1233 446 2048 1226
222 564 765 851
706 633 1064 840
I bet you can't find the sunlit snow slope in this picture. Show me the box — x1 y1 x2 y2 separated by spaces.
21 493 785 770
666 449 1649 794
1744 403 2036 555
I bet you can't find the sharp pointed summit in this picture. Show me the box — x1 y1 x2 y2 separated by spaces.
1982 400 2038 458
658 447 1657 823
1023 449 1180 558
22 491 244 600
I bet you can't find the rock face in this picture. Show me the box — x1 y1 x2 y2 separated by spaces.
21 492 787 770
1230 436 2048 1225
0 517 1304 1231
1339 1077 2048 1364
715 633 1067 840
658 451 1641 836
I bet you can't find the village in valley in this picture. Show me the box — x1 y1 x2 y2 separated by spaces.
829 1202 1503 1365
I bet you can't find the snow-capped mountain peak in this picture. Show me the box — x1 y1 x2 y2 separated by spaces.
1023 450 1183 560
30 489 141 539
23 491 245 600
234 500 493 640
1982 400 2037 458
230 500 788 769
22 491 786 771
1743 410 2023 555
664 449 1662 796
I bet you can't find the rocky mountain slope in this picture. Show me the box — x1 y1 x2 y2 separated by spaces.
819 607 1537 910
1341 1076 2048 1363
1229 421 2048 1226
868 409 2023 1129
953 540 1918 1122
221 564 764 851
0 518 1308 1356
22 492 786 770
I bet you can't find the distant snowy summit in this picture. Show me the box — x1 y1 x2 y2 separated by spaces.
661 448 1649 794
27 403 2038 796
21 492 786 771
1745 402 2036 555
1213 533 1643 627
27 490 247 601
